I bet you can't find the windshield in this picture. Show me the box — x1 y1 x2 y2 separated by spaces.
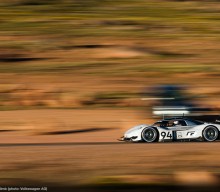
152 121 168 128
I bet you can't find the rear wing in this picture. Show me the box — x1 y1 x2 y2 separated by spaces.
184 115 220 124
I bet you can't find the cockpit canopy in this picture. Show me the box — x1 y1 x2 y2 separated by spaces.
152 118 204 128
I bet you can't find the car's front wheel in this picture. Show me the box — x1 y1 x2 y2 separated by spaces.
203 126 219 142
141 127 158 143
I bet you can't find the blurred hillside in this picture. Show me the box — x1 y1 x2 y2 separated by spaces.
0 0 220 109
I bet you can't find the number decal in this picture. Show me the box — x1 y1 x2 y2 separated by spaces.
161 132 166 139
161 131 173 139
167 132 172 139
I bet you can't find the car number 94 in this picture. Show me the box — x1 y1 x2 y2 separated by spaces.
160 131 172 139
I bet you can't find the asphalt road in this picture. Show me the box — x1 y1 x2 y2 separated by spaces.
0 142 220 191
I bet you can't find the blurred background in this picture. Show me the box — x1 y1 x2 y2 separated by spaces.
1 0 220 191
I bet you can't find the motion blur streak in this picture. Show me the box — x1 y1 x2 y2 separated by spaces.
0 0 220 191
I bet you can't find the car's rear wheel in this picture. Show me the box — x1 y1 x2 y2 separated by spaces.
203 126 219 142
141 127 158 143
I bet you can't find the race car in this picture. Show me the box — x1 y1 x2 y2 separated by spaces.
119 117 220 142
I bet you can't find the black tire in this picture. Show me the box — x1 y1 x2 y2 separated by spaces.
141 127 158 143
203 126 219 142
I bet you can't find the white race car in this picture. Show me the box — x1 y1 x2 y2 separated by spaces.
119 117 220 142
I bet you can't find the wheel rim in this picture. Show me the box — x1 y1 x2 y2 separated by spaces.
142 128 157 142
204 127 218 141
